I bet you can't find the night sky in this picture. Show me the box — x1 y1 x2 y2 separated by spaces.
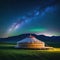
0 0 60 38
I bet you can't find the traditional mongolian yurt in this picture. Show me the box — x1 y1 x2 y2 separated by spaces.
15 35 53 49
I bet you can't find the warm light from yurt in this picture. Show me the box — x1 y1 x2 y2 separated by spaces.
16 35 45 49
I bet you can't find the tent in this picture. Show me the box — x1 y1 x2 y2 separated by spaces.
15 35 53 49
16 35 45 48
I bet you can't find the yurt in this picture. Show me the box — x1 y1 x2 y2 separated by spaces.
15 35 53 49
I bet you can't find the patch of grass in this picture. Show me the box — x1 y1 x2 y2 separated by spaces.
0 43 60 60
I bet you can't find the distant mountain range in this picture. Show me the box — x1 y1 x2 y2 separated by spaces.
0 33 60 43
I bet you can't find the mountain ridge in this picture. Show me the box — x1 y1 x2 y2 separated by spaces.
0 33 60 43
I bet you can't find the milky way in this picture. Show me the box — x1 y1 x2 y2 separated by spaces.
8 5 55 32
7 9 40 33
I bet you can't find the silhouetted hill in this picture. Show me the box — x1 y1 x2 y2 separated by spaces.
0 33 60 43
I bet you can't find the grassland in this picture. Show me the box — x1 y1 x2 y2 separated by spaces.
0 43 60 60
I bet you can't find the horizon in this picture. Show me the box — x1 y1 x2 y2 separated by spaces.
1 33 60 38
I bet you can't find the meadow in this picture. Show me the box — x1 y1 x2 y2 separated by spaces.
0 43 60 60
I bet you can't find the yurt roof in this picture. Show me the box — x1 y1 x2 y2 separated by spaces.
17 36 44 43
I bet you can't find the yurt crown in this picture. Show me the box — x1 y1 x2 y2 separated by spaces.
29 34 35 38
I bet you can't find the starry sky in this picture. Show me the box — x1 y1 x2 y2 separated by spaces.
0 0 60 38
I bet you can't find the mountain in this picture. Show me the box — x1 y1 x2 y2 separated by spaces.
0 33 60 43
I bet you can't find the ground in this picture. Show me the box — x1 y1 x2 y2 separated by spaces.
0 43 60 60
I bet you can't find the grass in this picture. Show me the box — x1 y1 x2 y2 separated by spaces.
0 43 60 60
